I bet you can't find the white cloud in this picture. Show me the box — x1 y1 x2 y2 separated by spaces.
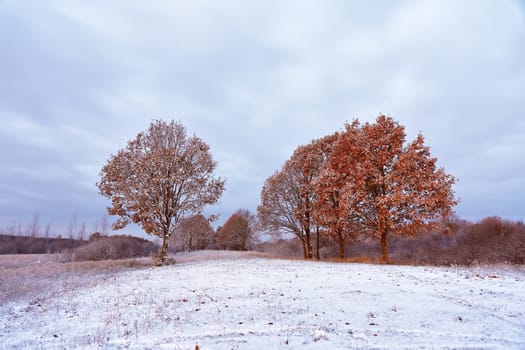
1 115 59 149
1 0 524 229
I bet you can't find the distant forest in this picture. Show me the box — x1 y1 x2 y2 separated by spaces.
0 233 158 261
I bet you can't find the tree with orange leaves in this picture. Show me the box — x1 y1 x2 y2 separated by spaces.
217 209 255 251
328 115 458 262
258 135 338 259
313 165 351 259
97 120 225 264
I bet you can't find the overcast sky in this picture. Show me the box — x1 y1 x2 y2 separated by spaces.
1 1 524 236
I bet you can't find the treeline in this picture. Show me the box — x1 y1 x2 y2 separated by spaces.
0 233 158 261
0 213 113 242
2 215 522 265
0 234 85 254
258 116 457 262
255 216 525 265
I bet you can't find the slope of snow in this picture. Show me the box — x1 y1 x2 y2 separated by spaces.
1 252 524 349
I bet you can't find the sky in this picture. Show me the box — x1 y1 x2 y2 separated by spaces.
1 0 524 237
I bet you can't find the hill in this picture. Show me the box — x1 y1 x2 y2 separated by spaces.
1 251 524 349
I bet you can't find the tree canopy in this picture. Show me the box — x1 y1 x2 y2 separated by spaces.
97 120 225 263
217 209 255 251
325 116 458 261
258 134 338 259
259 115 458 262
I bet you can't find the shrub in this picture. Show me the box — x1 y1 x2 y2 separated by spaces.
385 217 525 265
252 238 303 257
256 217 525 265
62 235 158 262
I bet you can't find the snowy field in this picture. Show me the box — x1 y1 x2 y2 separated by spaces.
1 251 524 349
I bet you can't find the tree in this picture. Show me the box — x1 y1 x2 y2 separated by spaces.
328 115 458 262
258 170 304 254
77 221 87 240
94 214 111 236
314 166 351 259
174 214 214 252
258 135 338 259
217 209 255 251
97 120 225 264
27 213 40 238
66 213 78 240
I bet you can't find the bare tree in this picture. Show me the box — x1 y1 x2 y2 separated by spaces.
99 214 111 235
16 221 23 236
28 213 41 238
66 213 78 240
77 221 87 241
97 120 225 264
44 222 52 239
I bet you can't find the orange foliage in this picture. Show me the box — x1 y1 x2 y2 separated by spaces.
258 115 458 262
258 134 338 259
325 115 458 262
216 209 255 251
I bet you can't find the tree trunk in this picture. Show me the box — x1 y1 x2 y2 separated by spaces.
301 239 308 259
305 230 313 259
380 231 389 263
315 226 320 260
158 233 169 264
338 229 345 259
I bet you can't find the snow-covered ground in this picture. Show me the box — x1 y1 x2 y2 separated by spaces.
1 251 524 349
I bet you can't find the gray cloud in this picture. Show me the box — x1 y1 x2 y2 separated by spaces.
1 0 524 235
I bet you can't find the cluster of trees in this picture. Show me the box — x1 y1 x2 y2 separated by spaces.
11 116 518 266
8 117 516 266
97 117 457 264
170 210 255 252
258 116 458 262
216 209 255 251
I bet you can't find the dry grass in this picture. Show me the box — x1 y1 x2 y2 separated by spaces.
5 241 519 311
172 250 271 262
0 254 153 304
0 251 275 305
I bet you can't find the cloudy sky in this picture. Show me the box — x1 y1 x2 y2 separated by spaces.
1 1 524 236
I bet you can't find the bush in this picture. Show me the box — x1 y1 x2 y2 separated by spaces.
62 234 158 262
385 217 525 265
253 238 303 257
256 217 525 265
